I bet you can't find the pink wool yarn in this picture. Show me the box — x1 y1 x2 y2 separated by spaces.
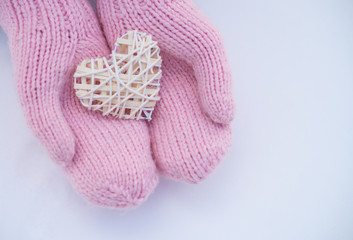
0 0 233 208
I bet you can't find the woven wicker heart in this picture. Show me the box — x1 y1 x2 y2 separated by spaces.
74 30 162 121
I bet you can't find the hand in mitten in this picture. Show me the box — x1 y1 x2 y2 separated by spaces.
97 0 234 183
0 0 158 208
0 0 234 209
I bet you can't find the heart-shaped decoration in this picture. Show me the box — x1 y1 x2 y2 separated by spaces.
73 30 162 121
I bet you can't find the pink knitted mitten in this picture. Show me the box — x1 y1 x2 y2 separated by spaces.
97 0 233 183
0 0 158 208
1 0 233 209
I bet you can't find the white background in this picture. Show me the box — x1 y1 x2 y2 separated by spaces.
1 0 352 239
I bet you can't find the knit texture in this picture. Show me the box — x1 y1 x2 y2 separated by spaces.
98 0 234 124
0 0 158 208
1 0 234 208
97 0 233 183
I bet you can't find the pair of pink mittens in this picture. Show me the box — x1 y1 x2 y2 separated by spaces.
0 0 234 208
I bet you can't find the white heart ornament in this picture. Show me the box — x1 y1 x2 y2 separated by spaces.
73 30 162 121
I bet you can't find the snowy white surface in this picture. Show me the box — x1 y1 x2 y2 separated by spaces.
0 0 352 239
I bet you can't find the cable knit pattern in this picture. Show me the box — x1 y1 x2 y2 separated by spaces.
0 0 158 208
97 0 233 183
